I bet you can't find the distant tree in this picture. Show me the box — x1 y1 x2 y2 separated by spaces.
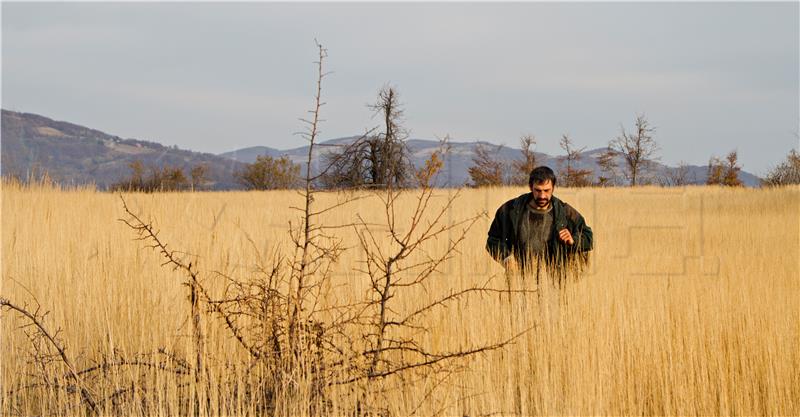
190 164 208 191
235 155 300 190
320 85 411 189
320 141 369 189
414 138 449 188
595 148 620 186
763 149 800 186
158 165 188 191
706 156 725 185
557 134 592 187
706 150 742 186
608 114 660 186
367 85 411 188
660 161 694 186
468 143 505 187
128 160 145 189
722 151 743 186
510 134 537 186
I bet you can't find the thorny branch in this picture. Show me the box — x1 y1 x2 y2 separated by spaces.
0 297 99 414
118 195 207 381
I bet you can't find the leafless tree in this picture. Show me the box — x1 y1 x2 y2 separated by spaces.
510 134 537 186
320 138 369 188
660 161 695 186
595 147 620 186
763 149 800 186
468 143 505 187
321 86 411 189
608 114 660 186
367 85 411 188
557 134 592 187
190 164 208 191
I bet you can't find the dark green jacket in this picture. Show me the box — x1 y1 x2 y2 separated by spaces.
486 193 593 267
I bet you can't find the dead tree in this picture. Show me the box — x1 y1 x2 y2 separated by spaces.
660 161 694 186
558 134 592 187
190 164 208 191
468 143 505 187
321 85 411 189
608 114 660 186
510 134 537 186
595 147 620 186
367 85 411 188
763 149 800 186
320 139 371 188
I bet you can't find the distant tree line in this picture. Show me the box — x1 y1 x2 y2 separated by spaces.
110 160 209 192
108 107 799 191
465 113 800 188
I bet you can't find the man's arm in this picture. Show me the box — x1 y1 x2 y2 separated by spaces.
563 204 593 252
486 204 514 262
573 215 593 252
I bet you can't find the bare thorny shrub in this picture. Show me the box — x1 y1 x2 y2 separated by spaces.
1 42 529 416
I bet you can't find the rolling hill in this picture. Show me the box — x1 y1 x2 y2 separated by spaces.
1 110 247 190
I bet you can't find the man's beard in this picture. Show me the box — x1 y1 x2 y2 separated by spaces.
535 198 550 208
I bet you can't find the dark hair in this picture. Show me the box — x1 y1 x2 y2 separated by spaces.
529 166 557 187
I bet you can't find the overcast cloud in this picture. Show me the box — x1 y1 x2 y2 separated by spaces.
2 2 798 175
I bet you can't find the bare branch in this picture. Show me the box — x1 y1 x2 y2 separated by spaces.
0 297 99 413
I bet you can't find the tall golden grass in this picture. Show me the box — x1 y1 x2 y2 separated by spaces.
2 179 798 416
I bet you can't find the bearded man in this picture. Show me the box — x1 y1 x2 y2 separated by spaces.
486 166 593 281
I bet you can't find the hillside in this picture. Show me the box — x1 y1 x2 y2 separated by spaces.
1 110 246 190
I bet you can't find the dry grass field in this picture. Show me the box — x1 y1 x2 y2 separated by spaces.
2 180 798 416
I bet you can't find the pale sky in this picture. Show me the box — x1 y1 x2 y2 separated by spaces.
2 2 798 175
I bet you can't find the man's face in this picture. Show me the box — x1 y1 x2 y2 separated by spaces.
530 180 554 208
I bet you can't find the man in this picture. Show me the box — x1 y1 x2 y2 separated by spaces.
486 166 593 280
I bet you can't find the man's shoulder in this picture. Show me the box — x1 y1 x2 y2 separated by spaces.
493 193 530 219
500 193 531 210
553 196 584 221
